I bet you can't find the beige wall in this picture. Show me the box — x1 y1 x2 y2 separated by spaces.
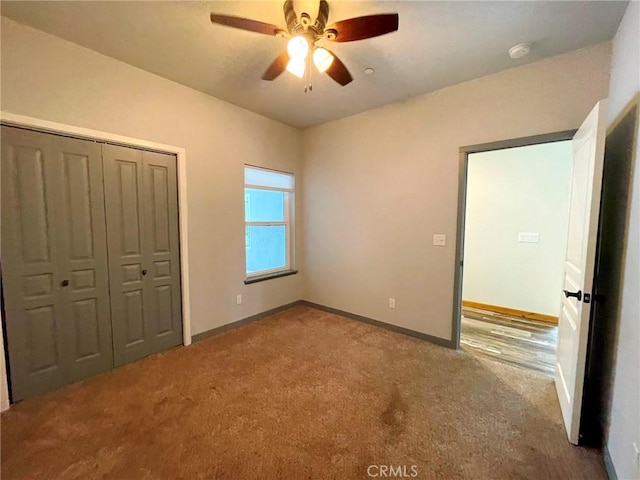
302 42 611 341
604 2 640 478
0 17 303 340
463 142 572 317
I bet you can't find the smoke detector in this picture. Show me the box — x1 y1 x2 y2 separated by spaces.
509 43 531 59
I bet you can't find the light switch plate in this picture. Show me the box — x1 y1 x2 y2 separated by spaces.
433 234 446 246
518 232 540 243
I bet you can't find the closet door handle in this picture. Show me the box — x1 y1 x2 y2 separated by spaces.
142 269 147 276
60 280 70 287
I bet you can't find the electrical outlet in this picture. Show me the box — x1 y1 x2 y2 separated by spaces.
236 294 242 305
388 298 396 309
433 234 446 246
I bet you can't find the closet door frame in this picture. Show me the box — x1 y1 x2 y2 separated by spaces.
0 114 192 374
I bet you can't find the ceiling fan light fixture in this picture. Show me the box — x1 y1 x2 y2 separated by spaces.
313 47 334 73
209 2 399 87
286 58 306 78
287 35 309 60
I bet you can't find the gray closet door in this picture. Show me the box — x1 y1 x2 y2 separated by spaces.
1 126 113 401
102 144 182 367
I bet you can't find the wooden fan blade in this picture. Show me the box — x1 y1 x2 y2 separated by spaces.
324 51 353 86
315 0 330 31
327 14 399 42
210 13 280 36
262 50 290 81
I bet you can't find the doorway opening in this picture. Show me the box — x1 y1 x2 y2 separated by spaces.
453 132 576 377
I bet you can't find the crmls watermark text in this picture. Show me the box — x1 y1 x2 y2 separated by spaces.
366 465 419 478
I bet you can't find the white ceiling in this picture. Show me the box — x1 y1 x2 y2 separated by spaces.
1 1 628 128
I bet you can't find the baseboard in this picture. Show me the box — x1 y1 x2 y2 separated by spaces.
192 300 455 350
603 444 618 480
462 300 559 325
191 300 304 343
300 301 456 349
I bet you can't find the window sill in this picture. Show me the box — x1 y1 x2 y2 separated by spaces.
244 269 298 285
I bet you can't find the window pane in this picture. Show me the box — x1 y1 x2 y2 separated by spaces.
245 166 293 189
246 225 287 274
245 188 284 222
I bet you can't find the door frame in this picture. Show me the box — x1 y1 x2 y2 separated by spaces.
0 111 193 352
451 129 577 349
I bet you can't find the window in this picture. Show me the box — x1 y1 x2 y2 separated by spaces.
244 165 294 279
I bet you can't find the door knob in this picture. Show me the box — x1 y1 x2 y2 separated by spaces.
142 269 147 276
60 280 69 287
563 289 582 301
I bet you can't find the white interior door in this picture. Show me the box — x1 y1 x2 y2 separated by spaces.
555 100 607 444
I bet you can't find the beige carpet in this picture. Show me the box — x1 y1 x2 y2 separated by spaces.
1 305 605 479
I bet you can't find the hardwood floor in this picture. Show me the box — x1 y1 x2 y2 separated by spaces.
461 306 558 377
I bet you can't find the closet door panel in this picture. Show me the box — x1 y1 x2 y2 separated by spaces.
102 144 150 366
54 136 113 380
2 128 67 400
1 127 112 401
142 152 183 352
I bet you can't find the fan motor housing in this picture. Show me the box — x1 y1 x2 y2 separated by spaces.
284 0 331 41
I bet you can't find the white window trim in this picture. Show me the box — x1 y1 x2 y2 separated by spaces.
244 167 294 279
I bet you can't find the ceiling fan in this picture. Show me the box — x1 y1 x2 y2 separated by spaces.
210 0 399 87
